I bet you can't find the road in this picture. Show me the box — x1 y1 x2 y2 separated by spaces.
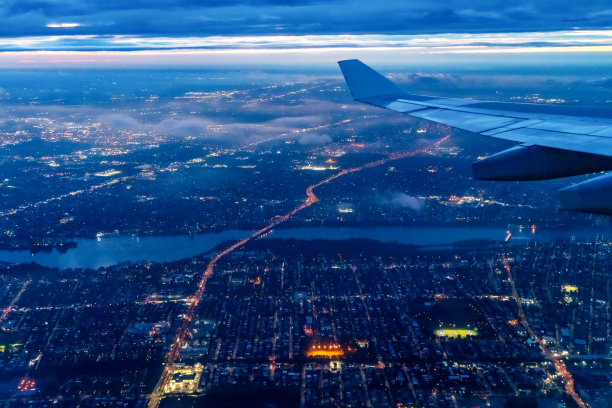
0 279 30 323
147 135 449 407
502 257 589 408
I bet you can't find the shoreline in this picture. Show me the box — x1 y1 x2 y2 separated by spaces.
0 225 608 271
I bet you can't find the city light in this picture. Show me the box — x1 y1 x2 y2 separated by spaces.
306 343 345 359
17 377 36 393
162 363 203 394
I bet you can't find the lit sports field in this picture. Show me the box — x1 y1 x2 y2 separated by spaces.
435 329 478 338
414 298 494 339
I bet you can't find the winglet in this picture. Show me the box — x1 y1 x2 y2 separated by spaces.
338 59 405 100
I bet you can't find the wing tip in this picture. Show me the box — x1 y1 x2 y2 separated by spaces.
338 59 404 100
338 58 361 64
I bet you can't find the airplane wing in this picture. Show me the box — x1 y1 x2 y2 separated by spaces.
338 59 612 214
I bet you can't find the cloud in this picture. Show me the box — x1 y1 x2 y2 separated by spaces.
154 117 214 137
46 22 81 28
2 31 612 52
150 114 328 145
154 117 267 144
240 100 361 119
1 29 611 68
0 1 611 38
0 92 352 146
592 77 612 88
377 191 424 211
269 115 323 128
98 113 141 131
297 133 332 145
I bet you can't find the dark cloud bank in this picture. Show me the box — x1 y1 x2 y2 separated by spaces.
1 0 611 37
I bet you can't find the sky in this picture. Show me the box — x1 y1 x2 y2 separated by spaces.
2 1 612 37
0 1 611 67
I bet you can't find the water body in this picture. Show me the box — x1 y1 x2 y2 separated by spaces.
0 230 249 271
0 226 605 270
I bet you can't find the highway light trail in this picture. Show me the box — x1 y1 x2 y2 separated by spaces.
0 279 31 323
0 178 126 218
502 257 588 408
147 135 449 407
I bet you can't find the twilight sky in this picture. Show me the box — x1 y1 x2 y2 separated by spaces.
0 1 611 67
3 0 612 37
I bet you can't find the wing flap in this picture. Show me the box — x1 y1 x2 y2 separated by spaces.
385 101 427 113
409 108 523 133
528 120 611 135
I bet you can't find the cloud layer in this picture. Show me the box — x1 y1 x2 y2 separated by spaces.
298 133 332 145
1 31 611 52
1 1 611 37
1 30 609 68
94 110 336 146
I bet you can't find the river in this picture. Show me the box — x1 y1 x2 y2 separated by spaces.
0 226 605 270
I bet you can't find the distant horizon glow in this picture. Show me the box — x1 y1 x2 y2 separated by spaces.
0 30 610 68
3 30 612 51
